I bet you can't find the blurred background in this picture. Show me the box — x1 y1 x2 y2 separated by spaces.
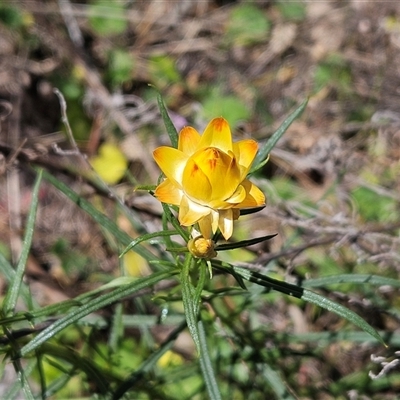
1 0 400 398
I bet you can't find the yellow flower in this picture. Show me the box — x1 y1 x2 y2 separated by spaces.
153 117 265 240
91 143 127 184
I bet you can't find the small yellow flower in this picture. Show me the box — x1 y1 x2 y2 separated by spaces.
153 117 265 240
157 350 184 368
91 143 128 184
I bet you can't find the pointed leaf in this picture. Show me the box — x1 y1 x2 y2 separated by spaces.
233 265 304 298
161 202 190 241
240 205 266 216
260 363 296 400
2 168 43 316
119 230 178 257
20 270 172 356
215 233 277 251
180 254 200 350
157 92 178 148
3 359 37 400
302 289 385 345
250 98 308 174
232 265 385 345
0 252 38 310
112 321 186 399
198 320 222 400
302 274 400 289
40 169 156 261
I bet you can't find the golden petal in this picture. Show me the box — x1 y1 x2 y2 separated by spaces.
210 209 220 235
178 126 201 156
153 146 188 185
197 213 213 239
198 117 233 153
218 209 234 240
154 179 182 206
179 196 210 226
182 157 212 203
225 184 247 204
236 179 266 208
191 147 241 202
232 139 258 179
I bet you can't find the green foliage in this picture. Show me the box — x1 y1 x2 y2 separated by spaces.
107 49 135 87
0 4 24 28
64 101 92 141
351 186 398 222
156 90 179 148
251 98 308 174
88 1 128 36
53 76 91 140
225 4 271 46
2 169 42 316
149 55 181 88
59 80 83 100
314 54 352 93
51 238 90 279
275 1 306 21
202 94 251 129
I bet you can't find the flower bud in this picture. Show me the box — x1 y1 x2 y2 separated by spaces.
188 236 217 259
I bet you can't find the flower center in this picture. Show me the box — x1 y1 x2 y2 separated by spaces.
182 146 242 207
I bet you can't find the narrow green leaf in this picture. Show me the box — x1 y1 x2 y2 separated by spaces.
149 260 179 269
135 184 157 191
165 246 188 253
239 205 266 216
42 373 73 399
211 261 247 290
0 300 81 327
37 342 117 392
215 233 277 251
194 260 207 314
250 98 308 174
232 265 384 345
119 230 178 257
161 202 190 241
20 270 173 356
198 320 222 400
276 330 400 346
157 92 178 148
3 359 37 400
77 314 184 330
259 363 296 400
302 289 385 345
77 277 140 298
162 208 175 250
109 302 123 351
30 300 81 319
0 252 38 310
181 254 201 351
232 266 304 298
112 321 186 400
40 169 156 261
20 369 36 400
302 274 400 289
4 333 36 400
2 169 43 316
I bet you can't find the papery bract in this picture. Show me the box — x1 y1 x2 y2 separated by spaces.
153 117 265 240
